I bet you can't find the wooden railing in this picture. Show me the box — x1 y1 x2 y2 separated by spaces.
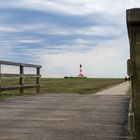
0 60 42 94
127 8 140 139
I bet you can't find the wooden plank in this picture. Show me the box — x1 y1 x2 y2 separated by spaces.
0 84 40 91
0 60 41 68
0 74 41 78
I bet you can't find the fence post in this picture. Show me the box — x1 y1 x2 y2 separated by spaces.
0 64 1 94
36 67 40 93
19 66 24 94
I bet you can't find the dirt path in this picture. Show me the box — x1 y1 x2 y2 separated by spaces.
96 82 130 95
0 82 130 140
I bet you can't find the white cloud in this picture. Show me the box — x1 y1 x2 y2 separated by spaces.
17 39 45 44
0 0 137 16
127 0 140 8
0 20 124 39
0 36 129 78
38 37 129 78
72 25 123 37
74 39 92 45
0 0 103 16
0 0 133 78
0 27 19 32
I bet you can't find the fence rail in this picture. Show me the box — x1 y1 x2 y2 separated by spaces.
0 60 42 94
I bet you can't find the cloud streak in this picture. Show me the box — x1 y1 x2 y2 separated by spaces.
0 0 131 16
0 0 138 77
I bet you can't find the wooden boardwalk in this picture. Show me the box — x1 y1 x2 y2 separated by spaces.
0 83 130 140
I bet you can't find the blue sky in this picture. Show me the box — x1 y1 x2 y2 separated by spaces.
0 0 139 78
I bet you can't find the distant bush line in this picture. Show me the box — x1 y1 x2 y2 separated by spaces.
64 76 87 79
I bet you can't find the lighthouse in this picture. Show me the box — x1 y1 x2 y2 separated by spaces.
77 64 84 77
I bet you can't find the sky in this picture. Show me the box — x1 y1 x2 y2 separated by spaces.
0 0 139 78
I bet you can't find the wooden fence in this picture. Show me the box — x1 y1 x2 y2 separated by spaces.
0 60 42 94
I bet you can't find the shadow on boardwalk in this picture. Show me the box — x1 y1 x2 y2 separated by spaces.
0 82 130 140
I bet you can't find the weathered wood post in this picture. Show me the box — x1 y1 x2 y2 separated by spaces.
36 67 40 94
0 64 1 94
127 8 140 139
20 65 24 94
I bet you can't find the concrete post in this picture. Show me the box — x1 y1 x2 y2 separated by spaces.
127 8 140 139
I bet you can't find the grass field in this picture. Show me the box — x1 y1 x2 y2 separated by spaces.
0 78 124 100
41 78 124 94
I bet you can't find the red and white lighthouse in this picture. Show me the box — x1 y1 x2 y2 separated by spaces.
77 64 84 77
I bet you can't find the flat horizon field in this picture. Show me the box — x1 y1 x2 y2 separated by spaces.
0 78 124 100
40 78 124 94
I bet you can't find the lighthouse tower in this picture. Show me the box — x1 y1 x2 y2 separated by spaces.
77 64 84 77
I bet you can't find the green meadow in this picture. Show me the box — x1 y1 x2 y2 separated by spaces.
0 78 124 100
